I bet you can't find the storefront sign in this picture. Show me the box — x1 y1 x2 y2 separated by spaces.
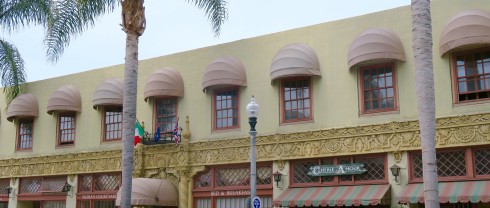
307 163 367 176
210 190 251 196
80 194 117 200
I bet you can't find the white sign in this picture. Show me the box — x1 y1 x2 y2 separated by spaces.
252 196 261 208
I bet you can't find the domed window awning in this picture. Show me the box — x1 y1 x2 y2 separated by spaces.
270 43 321 81
6 93 39 122
202 56 247 92
92 78 123 109
348 28 406 68
144 67 184 101
439 9 490 55
47 85 82 114
115 178 178 207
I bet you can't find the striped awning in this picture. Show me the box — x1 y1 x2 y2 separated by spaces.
273 184 390 207
397 181 490 204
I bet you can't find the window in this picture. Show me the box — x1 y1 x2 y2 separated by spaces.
213 88 239 130
19 176 66 194
0 179 9 196
291 154 387 186
79 173 121 193
360 62 397 113
58 113 76 146
103 106 122 141
78 173 120 208
194 165 272 190
193 164 273 208
155 97 177 133
17 119 33 150
453 48 490 102
410 147 490 182
281 77 312 123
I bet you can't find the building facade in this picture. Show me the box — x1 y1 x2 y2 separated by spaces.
1 0 490 207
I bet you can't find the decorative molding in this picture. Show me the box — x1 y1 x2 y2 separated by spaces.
0 113 488 179
0 150 121 178
68 175 76 183
187 113 490 165
393 151 402 163
277 160 285 171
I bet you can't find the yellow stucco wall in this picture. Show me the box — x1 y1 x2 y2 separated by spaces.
0 0 489 158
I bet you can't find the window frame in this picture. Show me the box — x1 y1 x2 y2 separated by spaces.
408 146 490 183
153 97 178 134
102 106 123 142
0 178 9 197
359 62 398 114
289 153 388 188
212 87 240 131
57 112 76 147
77 172 121 208
77 172 121 194
451 47 490 104
16 118 34 151
280 77 313 124
193 163 273 191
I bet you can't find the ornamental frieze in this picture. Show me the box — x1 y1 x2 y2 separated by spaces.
0 113 489 178
0 150 122 178
188 112 489 165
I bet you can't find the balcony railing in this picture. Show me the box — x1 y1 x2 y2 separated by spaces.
141 129 182 145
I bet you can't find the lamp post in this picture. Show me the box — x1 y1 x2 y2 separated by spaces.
246 95 260 202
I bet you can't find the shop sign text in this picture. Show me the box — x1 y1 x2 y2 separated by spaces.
307 163 367 176
80 194 117 199
210 190 250 196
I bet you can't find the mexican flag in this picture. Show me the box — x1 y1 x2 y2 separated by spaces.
134 120 144 145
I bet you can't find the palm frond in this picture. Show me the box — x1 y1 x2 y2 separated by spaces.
186 0 228 36
0 38 26 106
0 0 52 33
44 0 118 63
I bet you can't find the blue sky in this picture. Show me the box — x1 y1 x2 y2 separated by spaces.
3 0 409 82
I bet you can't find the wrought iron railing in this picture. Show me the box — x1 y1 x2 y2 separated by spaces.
141 129 182 145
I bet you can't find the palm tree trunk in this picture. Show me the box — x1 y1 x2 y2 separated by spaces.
411 0 440 207
120 31 139 208
120 0 145 207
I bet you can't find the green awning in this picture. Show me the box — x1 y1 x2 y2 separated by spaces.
397 181 490 204
273 184 391 207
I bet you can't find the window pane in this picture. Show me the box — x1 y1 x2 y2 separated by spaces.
387 88 394 97
364 101 371 111
292 160 319 183
354 156 385 181
475 149 490 176
372 100 379 109
386 76 393 86
378 77 385 87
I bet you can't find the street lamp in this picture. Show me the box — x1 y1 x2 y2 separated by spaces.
246 95 260 202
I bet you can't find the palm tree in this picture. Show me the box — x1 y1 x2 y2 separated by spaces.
411 0 440 207
0 0 52 106
44 1 227 207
